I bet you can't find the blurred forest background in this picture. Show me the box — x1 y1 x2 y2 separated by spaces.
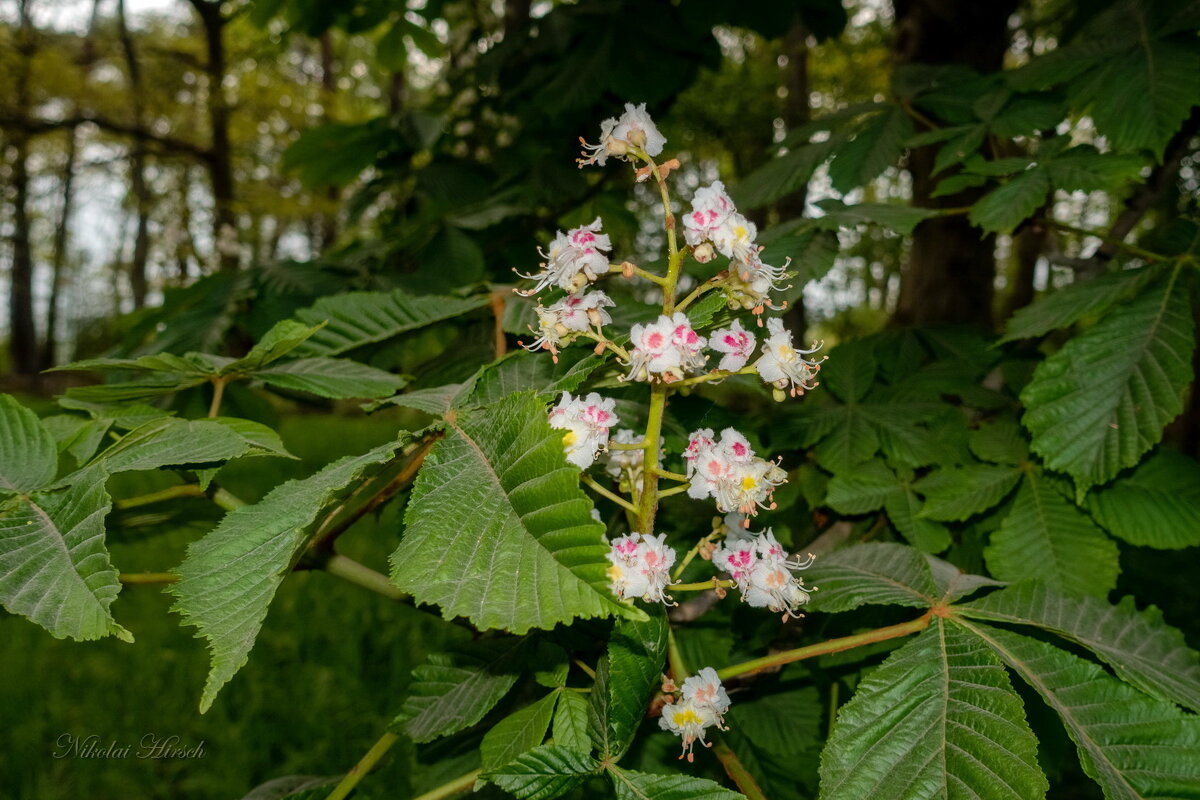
1 0 1198 797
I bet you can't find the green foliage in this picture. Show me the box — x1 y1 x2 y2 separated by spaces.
609 767 746 800
481 692 560 772
588 613 669 761
482 745 598 800
391 392 636 632
171 438 407 711
1021 272 1195 495
819 620 1048 800
0 394 61 492
1085 449 1200 549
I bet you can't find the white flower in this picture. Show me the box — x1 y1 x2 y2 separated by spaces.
712 212 760 265
755 319 825 397
606 532 676 604
525 290 615 358
684 427 786 517
625 312 707 382
548 391 618 469
713 458 787 516
717 529 814 619
661 667 730 761
680 667 731 721
683 181 737 247
708 320 757 372
604 429 663 485
579 102 666 166
518 218 612 294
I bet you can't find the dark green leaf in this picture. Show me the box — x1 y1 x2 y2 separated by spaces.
482 691 559 771
968 168 1050 233
806 543 940 613
589 612 668 760
1085 449 1200 549
914 464 1022 522
256 357 405 399
482 745 597 800
293 290 490 356
610 767 745 800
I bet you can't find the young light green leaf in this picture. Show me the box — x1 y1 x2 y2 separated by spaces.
1022 274 1194 495
1000 268 1155 343
958 581 1200 713
985 473 1119 597
481 692 559 772
256 357 405 399
819 620 1047 800
914 463 1022 522
391 392 636 633
806 543 941 613
1085 449 1200 549
0 470 130 642
552 690 591 753
0 394 58 493
589 612 668 761
609 767 746 800
394 637 527 742
481 744 597 800
171 439 403 712
292 289 490 356
962 621 1200 800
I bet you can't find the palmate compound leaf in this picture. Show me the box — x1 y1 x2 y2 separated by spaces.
958 581 1200 713
393 637 527 742
960 620 1200 800
170 438 406 712
481 744 598 800
1021 273 1195 495
588 611 668 761
824 460 951 553
984 471 1120 597
609 767 746 800
913 463 1023 522
819 619 1048 800
292 289 491 356
0 468 130 642
390 392 638 633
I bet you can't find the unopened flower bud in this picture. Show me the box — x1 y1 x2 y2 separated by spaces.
627 128 647 148
772 387 787 403
693 242 715 263
605 137 629 157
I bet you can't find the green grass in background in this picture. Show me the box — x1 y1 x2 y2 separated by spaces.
0 413 469 800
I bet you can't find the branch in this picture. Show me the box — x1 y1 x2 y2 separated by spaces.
0 110 212 160
712 740 768 800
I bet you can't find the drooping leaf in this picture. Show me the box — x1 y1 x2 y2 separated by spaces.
1085 449 1200 549
171 439 404 712
1021 274 1194 494
968 169 1051 234
394 637 527 742
1001 268 1155 342
0 394 58 493
959 581 1200 713
0 471 130 642
41 414 112 465
828 105 913 193
984 472 1119 597
811 200 939 236
255 357 406 399
733 137 840 209
589 612 668 761
806 543 940 613
963 621 1200 800
481 691 559 772
462 351 603 408
609 767 746 800
220 320 325 374
292 289 490 356
481 744 597 800
914 463 1022 522
819 620 1048 800
74 417 255 479
391 392 635 633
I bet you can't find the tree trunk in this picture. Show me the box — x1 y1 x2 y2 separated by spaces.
317 31 339 252
118 0 152 306
890 0 1018 330
777 20 811 339
8 0 38 376
43 127 79 370
188 0 237 271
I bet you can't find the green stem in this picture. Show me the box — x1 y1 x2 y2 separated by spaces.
614 261 668 286
657 483 691 499
674 274 724 313
638 384 669 532
323 554 408 602
673 579 734 592
581 473 638 513
573 658 597 680
712 740 769 800
652 467 689 482
716 611 933 681
325 730 400 800
672 365 757 389
411 769 482 800
607 440 646 451
670 533 717 582
114 483 205 509
666 628 688 681
119 572 179 585
207 377 227 419
210 487 245 512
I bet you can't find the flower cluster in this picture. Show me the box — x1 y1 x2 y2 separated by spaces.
518 218 612 295
712 529 814 619
683 428 787 517
708 319 756 372
525 290 614 360
682 180 790 310
579 102 666 167
606 532 676 604
548 392 618 469
626 313 708 382
756 318 824 397
659 667 730 761
604 430 662 487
